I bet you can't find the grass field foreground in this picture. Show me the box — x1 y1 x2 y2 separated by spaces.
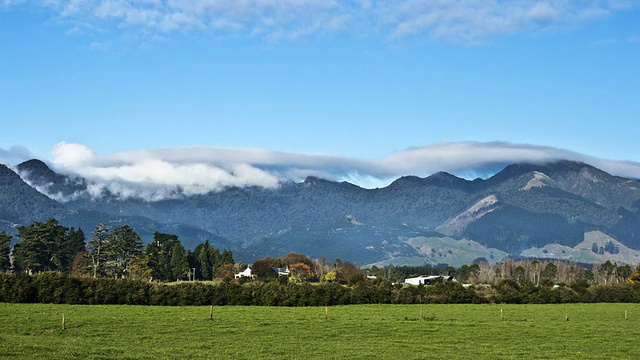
0 303 639 359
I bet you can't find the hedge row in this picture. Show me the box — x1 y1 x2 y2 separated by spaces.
0 272 481 306
3 273 640 305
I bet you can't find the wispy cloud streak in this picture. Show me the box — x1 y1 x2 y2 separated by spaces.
3 1 636 43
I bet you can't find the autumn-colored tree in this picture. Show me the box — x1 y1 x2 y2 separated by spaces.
289 262 312 281
258 256 284 267
627 265 640 284
280 252 315 272
252 259 277 280
215 263 236 279
335 261 363 285
71 251 93 277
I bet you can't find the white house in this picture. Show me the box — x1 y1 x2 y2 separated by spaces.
404 275 455 286
271 267 290 277
235 266 254 279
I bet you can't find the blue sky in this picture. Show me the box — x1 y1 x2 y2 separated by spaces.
1 1 640 195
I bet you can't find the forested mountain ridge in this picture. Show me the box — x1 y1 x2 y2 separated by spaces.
4 161 231 251
5 159 640 266
0 164 65 226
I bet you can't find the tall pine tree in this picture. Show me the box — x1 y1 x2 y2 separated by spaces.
170 242 189 281
145 231 181 281
0 231 11 272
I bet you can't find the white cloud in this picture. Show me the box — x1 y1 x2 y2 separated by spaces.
4 0 636 43
0 145 34 165
45 141 640 201
378 0 630 43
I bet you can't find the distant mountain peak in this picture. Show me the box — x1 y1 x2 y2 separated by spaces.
16 159 87 201
488 160 592 184
521 171 552 191
303 176 329 185
17 159 56 177
388 175 425 188
437 194 499 236
425 171 473 188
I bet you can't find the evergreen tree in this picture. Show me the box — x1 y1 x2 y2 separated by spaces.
67 227 86 255
170 242 189 280
88 222 109 278
219 249 234 267
0 231 11 272
145 232 181 281
104 225 143 278
188 240 234 280
128 253 152 280
197 241 214 280
541 262 558 280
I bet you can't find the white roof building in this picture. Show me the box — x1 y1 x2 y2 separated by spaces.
404 275 455 286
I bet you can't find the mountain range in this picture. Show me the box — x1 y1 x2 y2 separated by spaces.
3 159 640 266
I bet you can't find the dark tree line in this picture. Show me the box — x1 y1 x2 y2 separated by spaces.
1 218 233 282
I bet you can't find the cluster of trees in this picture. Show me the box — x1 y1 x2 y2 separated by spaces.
0 218 234 282
82 222 145 279
188 240 234 281
364 258 634 286
464 258 632 286
250 253 368 285
6 219 85 273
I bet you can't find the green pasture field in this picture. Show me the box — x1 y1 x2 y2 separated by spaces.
0 303 638 359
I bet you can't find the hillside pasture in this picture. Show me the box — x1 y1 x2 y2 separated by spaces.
0 303 638 359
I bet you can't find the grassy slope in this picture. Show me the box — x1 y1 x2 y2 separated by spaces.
521 231 640 264
1 303 640 359
406 236 510 267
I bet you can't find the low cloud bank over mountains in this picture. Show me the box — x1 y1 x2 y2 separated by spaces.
3 141 638 202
